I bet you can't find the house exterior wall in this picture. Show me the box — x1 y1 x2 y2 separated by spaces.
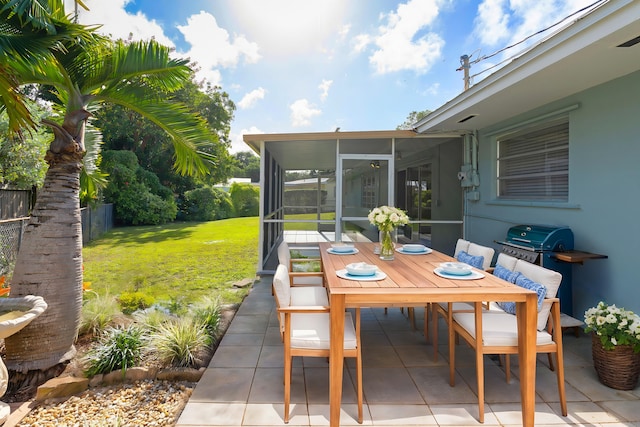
464 69 640 318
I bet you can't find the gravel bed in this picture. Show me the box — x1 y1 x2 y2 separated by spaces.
15 380 194 426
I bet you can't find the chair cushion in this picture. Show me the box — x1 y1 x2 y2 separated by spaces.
496 274 547 316
273 264 291 308
514 260 562 330
291 286 328 306
495 253 518 271
468 243 495 270
453 311 554 347
493 264 522 284
454 239 470 257
290 312 357 350
437 302 475 312
291 275 324 286
277 241 291 266
456 251 484 269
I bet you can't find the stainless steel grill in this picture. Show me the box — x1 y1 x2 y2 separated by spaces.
496 224 574 315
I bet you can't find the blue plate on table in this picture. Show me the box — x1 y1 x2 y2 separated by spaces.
327 247 359 255
396 246 432 255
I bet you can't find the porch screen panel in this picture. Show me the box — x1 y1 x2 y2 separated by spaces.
497 118 569 201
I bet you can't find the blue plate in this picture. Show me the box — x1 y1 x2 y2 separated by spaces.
327 248 359 255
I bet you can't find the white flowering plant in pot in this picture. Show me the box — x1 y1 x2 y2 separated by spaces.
584 301 640 352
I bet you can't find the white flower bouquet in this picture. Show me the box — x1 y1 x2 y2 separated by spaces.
584 301 640 352
367 206 409 232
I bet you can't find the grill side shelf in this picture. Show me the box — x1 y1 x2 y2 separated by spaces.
551 250 608 264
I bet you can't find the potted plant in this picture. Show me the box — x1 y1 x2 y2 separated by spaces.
584 301 640 390
367 206 409 260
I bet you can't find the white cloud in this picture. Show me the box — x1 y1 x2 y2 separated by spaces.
474 0 510 46
177 11 261 86
339 24 351 40
231 126 263 153
238 88 266 109
290 99 322 127
74 0 174 47
361 0 445 74
319 80 333 102
76 2 262 88
353 34 372 53
473 0 597 50
421 82 440 97
228 0 347 56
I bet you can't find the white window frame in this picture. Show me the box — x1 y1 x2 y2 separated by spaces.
496 116 569 202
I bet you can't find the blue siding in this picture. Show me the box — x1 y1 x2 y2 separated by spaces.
465 70 640 319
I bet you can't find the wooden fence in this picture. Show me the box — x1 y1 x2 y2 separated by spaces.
0 188 32 220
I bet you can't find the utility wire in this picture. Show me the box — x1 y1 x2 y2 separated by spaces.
464 0 606 80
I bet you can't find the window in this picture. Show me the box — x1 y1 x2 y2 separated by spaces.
497 117 569 201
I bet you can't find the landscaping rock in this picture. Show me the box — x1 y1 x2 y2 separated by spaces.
156 367 204 382
233 278 254 288
35 377 89 402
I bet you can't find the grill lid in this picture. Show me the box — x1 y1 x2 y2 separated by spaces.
497 224 574 252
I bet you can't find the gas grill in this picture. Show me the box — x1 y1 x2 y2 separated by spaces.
496 224 574 315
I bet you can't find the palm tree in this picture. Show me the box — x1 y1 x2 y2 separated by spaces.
1 0 219 388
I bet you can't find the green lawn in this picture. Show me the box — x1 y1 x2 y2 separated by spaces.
283 212 335 230
82 217 259 306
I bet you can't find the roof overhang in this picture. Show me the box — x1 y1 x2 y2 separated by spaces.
243 129 465 170
415 0 640 133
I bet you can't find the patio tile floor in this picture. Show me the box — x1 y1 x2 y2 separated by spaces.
176 275 640 427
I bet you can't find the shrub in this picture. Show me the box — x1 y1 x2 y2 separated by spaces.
147 317 211 368
191 296 223 339
118 291 155 315
180 186 233 221
229 182 259 217
101 150 177 225
132 306 171 331
80 294 122 336
83 325 144 377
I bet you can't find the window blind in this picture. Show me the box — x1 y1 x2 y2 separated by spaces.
497 119 569 201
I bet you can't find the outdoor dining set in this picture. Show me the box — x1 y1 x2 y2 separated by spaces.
271 238 567 427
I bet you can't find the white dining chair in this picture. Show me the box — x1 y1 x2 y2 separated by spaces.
272 264 363 424
277 241 324 286
448 260 567 423
272 264 329 339
428 239 495 360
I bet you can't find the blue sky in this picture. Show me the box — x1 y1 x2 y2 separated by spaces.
68 0 596 153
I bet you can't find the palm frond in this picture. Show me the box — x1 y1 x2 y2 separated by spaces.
101 87 216 177
0 64 34 132
80 123 107 205
74 40 191 97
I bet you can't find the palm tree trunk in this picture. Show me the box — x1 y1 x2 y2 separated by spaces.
4 116 86 386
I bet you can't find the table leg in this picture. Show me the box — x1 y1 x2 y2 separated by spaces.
329 293 345 427
517 294 538 427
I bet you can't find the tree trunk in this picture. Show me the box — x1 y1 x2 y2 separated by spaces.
4 112 88 388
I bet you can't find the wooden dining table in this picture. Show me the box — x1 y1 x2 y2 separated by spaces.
319 241 539 427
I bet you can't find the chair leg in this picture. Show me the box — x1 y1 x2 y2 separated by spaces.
547 353 555 371
505 354 511 383
433 305 440 361
555 352 568 416
476 352 485 424
449 328 456 386
423 305 430 342
408 307 416 331
356 354 363 424
355 308 363 424
284 355 291 424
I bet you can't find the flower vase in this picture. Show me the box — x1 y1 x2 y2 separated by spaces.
379 229 397 260
591 333 640 390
